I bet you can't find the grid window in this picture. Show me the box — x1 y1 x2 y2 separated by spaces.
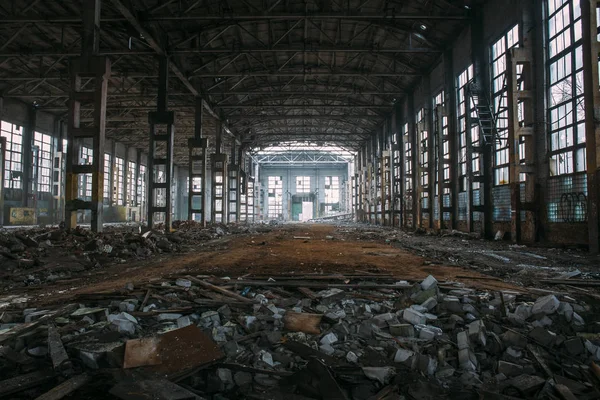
547 0 585 177
296 176 310 193
104 153 111 202
433 91 451 221
546 0 588 222
491 25 520 185
114 157 125 205
403 122 412 192
1 121 24 189
32 132 53 193
138 164 147 208
457 64 475 193
267 176 283 218
79 147 93 199
324 176 340 204
127 161 137 206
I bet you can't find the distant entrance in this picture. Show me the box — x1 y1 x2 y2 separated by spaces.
292 194 314 221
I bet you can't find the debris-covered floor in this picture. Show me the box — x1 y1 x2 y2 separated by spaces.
1 222 600 400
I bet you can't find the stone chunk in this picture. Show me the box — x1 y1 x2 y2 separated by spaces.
394 348 415 363
320 332 338 346
509 374 546 395
498 361 523 377
420 275 438 290
157 313 183 321
528 327 557 347
175 278 192 288
457 331 470 350
390 324 415 337
403 308 427 325
564 337 584 355
531 295 559 315
458 348 478 371
421 297 438 311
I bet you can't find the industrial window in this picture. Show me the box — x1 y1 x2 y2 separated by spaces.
113 157 125 206
104 153 111 203
457 64 474 193
491 25 520 185
127 161 137 206
267 176 283 218
416 108 429 218
32 132 52 193
547 0 585 176
546 0 587 222
296 176 310 193
433 91 451 222
79 146 93 199
403 122 412 193
1 121 23 189
138 164 147 209
324 176 340 204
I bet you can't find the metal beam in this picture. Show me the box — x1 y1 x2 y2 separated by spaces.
228 115 382 120
0 13 469 23
0 47 440 57
217 104 392 109
192 72 420 78
109 0 198 97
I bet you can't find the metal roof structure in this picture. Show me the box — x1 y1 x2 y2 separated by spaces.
0 0 472 162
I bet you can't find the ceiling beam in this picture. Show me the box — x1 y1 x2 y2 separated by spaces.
0 13 468 24
0 47 439 57
217 104 392 109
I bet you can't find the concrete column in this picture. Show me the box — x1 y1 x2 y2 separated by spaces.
147 55 175 231
21 106 36 207
444 50 459 230
64 0 109 232
188 97 208 224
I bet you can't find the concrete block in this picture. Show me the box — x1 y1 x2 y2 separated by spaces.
389 324 415 337
421 275 438 290
497 360 523 377
421 297 438 311
403 308 427 325
531 295 559 315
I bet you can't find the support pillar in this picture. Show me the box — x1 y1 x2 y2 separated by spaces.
21 107 36 207
227 142 239 223
211 119 228 223
64 0 109 232
188 97 208 224
147 56 175 231
582 0 600 252
408 94 418 229
0 136 5 226
444 50 459 230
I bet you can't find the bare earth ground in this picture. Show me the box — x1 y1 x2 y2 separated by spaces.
14 223 560 307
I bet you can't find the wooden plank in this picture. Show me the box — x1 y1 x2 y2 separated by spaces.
225 280 412 290
297 287 318 299
0 304 77 345
0 370 55 397
554 384 578 400
34 374 90 400
186 275 253 303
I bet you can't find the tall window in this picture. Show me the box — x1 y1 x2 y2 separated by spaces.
296 176 310 193
492 25 520 185
104 153 111 203
324 176 340 204
416 108 429 218
127 161 137 206
457 65 475 193
267 176 283 218
1 122 23 189
113 157 125 205
32 132 52 193
79 146 93 199
434 91 451 222
546 0 587 222
138 164 147 208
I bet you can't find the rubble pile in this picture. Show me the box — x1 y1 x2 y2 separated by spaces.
0 223 250 288
1 273 600 399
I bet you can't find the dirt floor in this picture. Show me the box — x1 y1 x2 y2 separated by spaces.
14 223 571 308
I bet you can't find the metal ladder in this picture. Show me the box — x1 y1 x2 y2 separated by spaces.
466 80 501 146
